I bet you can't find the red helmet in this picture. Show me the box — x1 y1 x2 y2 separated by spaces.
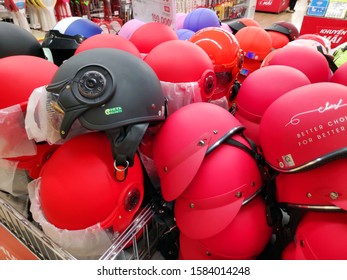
189 27 243 102
174 135 264 239
237 58 262 83
267 31 290 49
234 65 311 146
331 62 347 86
144 40 216 113
0 55 58 179
117 18 145 40
284 211 347 260
152 102 244 201
179 196 272 259
224 18 261 34
265 21 299 41
259 82 347 173
74 33 141 58
39 132 144 232
267 45 331 83
129 22 178 56
276 158 347 210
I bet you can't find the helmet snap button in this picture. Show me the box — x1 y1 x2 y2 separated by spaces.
330 192 339 200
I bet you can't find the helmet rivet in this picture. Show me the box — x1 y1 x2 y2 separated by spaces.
306 193 312 198
198 140 205 146
300 240 305 247
330 192 339 200
189 203 195 209
235 192 242 198
279 162 284 168
61 131 66 135
205 251 211 256
251 182 255 187
66 85 70 89
213 130 218 134
164 166 168 172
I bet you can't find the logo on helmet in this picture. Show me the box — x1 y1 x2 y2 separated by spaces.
105 107 123 115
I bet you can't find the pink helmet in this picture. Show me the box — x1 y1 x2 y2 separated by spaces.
259 82 347 173
179 196 272 259
276 158 347 210
267 45 331 83
331 62 347 86
283 211 347 260
39 132 144 232
117 18 145 40
234 65 311 146
129 22 178 56
144 40 216 113
152 102 245 201
174 137 264 239
74 33 141 58
267 31 290 49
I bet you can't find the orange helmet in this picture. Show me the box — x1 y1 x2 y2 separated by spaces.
189 27 243 102
267 31 290 49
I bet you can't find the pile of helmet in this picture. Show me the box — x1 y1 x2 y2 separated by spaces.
2 8 347 260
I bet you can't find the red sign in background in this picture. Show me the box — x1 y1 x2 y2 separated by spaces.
256 0 289 13
0 224 38 260
300 16 347 49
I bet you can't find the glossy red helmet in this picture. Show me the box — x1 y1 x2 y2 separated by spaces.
129 22 178 56
144 40 216 113
189 27 243 102
276 158 347 210
265 21 299 41
174 135 264 239
39 132 144 232
284 211 347 260
74 33 141 58
0 55 58 179
259 82 347 173
267 45 331 83
234 65 311 146
179 196 272 259
152 102 244 201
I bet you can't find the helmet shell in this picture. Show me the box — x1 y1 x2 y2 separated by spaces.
292 211 347 259
74 33 141 58
0 22 45 59
176 29 195 40
189 27 243 100
174 137 264 239
117 19 145 40
40 132 144 231
129 22 178 55
259 82 347 172
267 30 290 49
234 65 311 146
183 8 220 32
331 62 347 86
276 158 347 210
224 18 261 34
47 48 165 136
268 45 331 83
152 102 243 201
265 21 299 41
179 196 272 259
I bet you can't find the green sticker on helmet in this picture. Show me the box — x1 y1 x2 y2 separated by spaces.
105 107 123 115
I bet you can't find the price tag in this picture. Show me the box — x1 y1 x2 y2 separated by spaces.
132 0 176 29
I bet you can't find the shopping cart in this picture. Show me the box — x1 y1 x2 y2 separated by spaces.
0 196 165 260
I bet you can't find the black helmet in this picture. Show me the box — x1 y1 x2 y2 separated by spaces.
46 48 166 168
0 22 45 59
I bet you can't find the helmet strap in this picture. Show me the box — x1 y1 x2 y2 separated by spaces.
106 122 149 180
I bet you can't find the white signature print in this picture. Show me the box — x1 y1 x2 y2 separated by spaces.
285 99 347 126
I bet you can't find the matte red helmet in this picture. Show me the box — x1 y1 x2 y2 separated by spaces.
265 21 299 41
224 18 261 34
39 132 144 232
189 27 243 102
179 196 272 259
144 40 216 113
259 82 347 173
235 26 273 62
234 65 311 146
331 62 347 86
276 158 347 210
267 31 290 49
152 102 244 201
0 55 58 179
267 45 331 83
237 58 262 83
174 135 264 239
285 211 347 260
74 33 141 58
129 22 178 56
